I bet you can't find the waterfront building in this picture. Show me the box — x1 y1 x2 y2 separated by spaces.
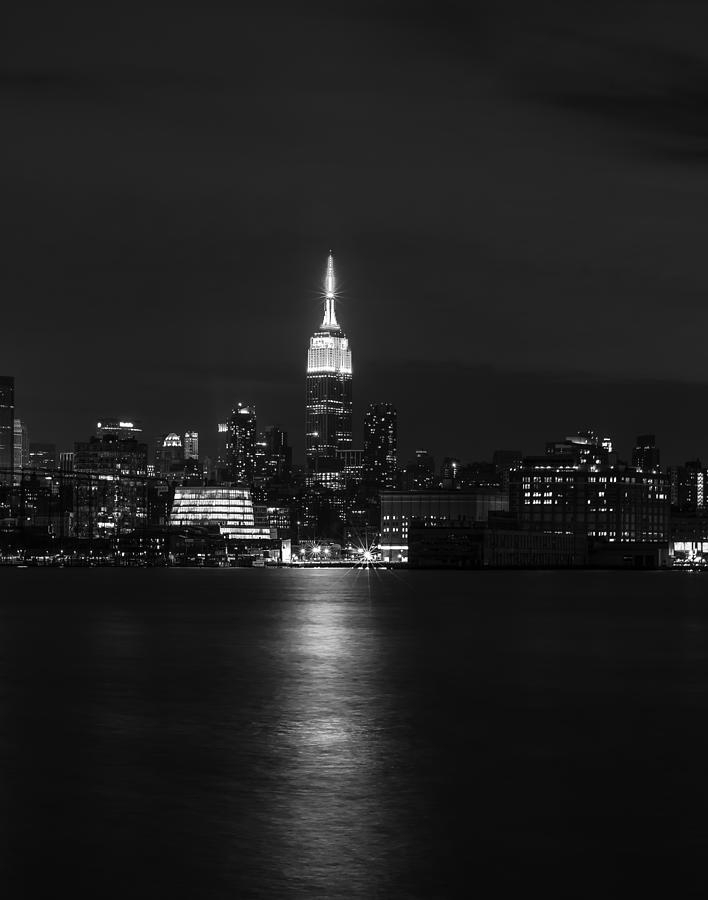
408 522 576 569
509 456 669 543
184 430 199 461
379 488 509 562
228 403 257 485
306 252 353 487
0 376 15 484
266 505 292 537
169 487 270 541
363 402 398 493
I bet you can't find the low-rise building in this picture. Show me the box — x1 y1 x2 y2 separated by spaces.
380 489 509 562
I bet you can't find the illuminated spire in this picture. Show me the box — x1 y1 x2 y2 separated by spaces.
321 250 339 330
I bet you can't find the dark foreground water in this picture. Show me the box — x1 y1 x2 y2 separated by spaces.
1 569 708 898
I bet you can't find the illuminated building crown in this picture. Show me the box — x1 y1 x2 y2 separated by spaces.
307 251 352 375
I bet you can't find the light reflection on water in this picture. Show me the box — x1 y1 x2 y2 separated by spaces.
0 569 708 897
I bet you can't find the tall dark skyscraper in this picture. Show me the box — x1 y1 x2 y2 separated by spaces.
632 434 661 471
363 402 398 492
306 253 353 486
228 403 257 485
263 425 292 482
0 376 15 484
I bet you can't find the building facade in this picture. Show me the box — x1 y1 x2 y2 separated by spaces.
184 430 199 461
379 488 509 562
28 443 57 472
510 457 669 543
363 402 398 493
306 253 353 487
228 403 257 485
632 434 660 472
170 487 270 541
13 418 29 480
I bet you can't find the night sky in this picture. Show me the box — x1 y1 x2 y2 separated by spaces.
3 1 708 465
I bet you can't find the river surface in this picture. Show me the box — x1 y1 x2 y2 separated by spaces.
0 568 707 897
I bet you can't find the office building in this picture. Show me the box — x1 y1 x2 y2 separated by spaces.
28 443 57 472
0 376 14 484
263 425 292 483
402 450 435 490
74 435 148 477
669 460 706 511
509 456 669 543
184 430 199 461
306 252 353 487
155 433 184 479
632 435 660 472
339 448 364 487
228 403 257 485
363 402 398 493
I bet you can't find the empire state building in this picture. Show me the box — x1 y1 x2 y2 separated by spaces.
306 252 353 485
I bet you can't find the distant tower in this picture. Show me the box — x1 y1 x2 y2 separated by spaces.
228 403 257 485
363 402 398 492
13 418 29 479
184 430 199 460
632 434 660 471
0 376 15 484
306 252 353 486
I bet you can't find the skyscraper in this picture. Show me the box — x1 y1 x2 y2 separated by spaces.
306 252 353 486
363 402 398 492
264 425 292 483
632 434 660 471
184 430 199 460
14 418 29 480
228 403 257 485
0 376 14 484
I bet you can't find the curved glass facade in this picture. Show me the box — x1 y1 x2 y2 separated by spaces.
170 487 270 540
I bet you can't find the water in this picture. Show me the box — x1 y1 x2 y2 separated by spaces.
1 568 707 897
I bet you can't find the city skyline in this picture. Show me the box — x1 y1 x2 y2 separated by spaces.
2 246 707 470
5 3 708 464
